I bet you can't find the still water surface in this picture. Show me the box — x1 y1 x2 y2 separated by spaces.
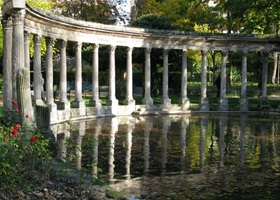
52 114 280 199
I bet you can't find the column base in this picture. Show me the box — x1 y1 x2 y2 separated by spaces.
89 99 102 107
123 98 136 106
218 98 228 111
47 102 58 123
57 100 70 110
240 97 248 112
200 98 209 111
180 97 190 110
106 98 119 107
161 97 171 107
142 96 154 106
72 100 86 116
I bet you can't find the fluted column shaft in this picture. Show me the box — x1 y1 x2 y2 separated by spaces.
162 49 171 106
180 49 190 109
240 50 248 111
33 34 42 101
142 47 153 106
107 45 118 106
261 51 269 99
59 39 68 102
124 47 135 106
12 9 25 101
2 15 13 111
218 51 228 111
200 50 209 111
45 37 54 105
74 42 83 101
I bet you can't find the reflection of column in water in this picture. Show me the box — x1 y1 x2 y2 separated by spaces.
108 118 118 181
161 117 171 174
259 123 266 168
92 119 102 178
126 120 135 179
271 122 279 169
75 121 85 170
144 120 153 174
218 117 228 168
180 117 189 174
57 123 70 161
239 115 247 168
200 116 208 170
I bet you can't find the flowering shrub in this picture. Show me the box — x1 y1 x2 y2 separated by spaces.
0 99 52 193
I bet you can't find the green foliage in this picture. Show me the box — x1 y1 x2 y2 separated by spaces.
0 103 52 194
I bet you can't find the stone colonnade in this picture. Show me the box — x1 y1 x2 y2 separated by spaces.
2 1 279 123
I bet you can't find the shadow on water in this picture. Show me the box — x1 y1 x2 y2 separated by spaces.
51 113 280 199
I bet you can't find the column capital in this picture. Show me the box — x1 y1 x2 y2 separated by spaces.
110 45 116 53
242 50 248 56
163 48 169 56
2 15 13 29
221 50 228 57
183 49 188 53
145 47 152 54
126 46 134 54
201 49 208 56
12 9 25 24
92 43 99 50
262 50 269 57
75 42 82 50
45 37 54 45
59 39 67 49
33 34 42 44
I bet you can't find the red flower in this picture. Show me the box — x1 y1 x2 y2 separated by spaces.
15 108 19 113
12 99 17 105
30 136 37 143
26 114 29 118
5 135 10 139
14 124 21 130
12 129 19 137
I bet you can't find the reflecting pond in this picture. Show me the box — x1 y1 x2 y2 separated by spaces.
51 114 280 199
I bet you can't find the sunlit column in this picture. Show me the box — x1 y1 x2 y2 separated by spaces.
180 49 190 110
12 9 25 101
124 47 135 106
2 15 13 111
33 34 43 102
108 118 118 182
200 50 209 111
261 51 269 99
58 39 71 114
162 49 171 106
240 50 248 111
107 45 119 108
144 120 153 174
90 44 102 107
45 37 58 122
142 47 154 106
161 117 171 174
24 32 30 72
72 42 86 115
219 51 228 111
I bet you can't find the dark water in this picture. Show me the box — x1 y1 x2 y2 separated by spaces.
52 113 280 199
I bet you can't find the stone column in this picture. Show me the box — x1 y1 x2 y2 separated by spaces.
261 51 269 99
200 50 209 111
124 47 135 106
72 42 86 115
89 44 102 107
142 47 154 106
162 48 171 106
33 34 43 102
219 51 228 111
24 32 30 71
2 15 13 111
106 45 118 107
180 49 190 110
240 50 248 111
57 39 70 113
45 37 57 122
12 9 25 102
